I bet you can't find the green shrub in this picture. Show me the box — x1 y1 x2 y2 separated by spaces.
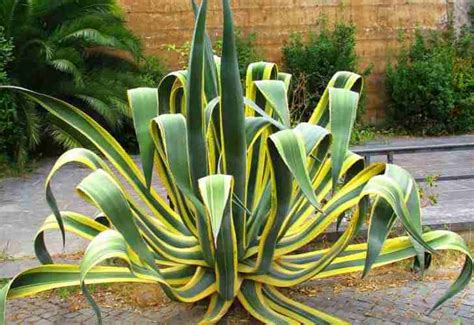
0 28 12 74
386 28 473 134
0 27 27 166
451 27 474 132
282 17 370 123
0 0 164 153
138 56 166 87
0 94 27 165
167 28 262 80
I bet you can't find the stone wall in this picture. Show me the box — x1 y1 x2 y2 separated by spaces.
119 0 457 122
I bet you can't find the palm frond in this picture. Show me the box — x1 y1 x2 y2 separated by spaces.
48 59 84 87
0 0 31 38
18 39 54 60
1 0 145 152
75 94 120 126
47 124 84 149
17 99 41 148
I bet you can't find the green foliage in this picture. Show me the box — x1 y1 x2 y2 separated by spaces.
418 175 440 207
56 286 82 300
166 28 261 80
0 27 12 77
165 41 191 68
0 27 27 166
349 125 408 145
138 56 166 87
0 0 164 154
282 17 371 123
0 94 27 164
350 125 377 145
386 28 473 135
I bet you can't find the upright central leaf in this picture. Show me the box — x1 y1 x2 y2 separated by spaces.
219 0 247 258
186 0 209 192
191 0 219 102
198 175 238 300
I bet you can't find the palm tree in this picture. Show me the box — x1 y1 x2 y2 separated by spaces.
0 0 156 151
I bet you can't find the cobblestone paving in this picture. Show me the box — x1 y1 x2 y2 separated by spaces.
0 157 167 259
4 279 473 324
353 135 474 232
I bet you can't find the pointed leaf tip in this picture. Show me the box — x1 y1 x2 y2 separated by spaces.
198 175 234 245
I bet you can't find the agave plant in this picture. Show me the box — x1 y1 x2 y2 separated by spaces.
1 1 472 324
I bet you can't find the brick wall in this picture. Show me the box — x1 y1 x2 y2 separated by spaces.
119 0 454 123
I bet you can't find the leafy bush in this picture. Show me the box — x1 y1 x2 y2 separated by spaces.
1 1 472 324
0 27 28 166
166 28 261 80
386 28 473 134
0 27 12 78
138 56 166 88
282 18 371 123
0 0 163 153
0 94 27 165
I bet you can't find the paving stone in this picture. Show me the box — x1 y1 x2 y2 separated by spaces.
410 320 428 324
32 308 47 316
62 311 81 319
364 317 392 325
456 309 474 318
353 299 374 310
35 320 54 325
3 279 473 324
462 299 474 306
39 311 57 319
343 311 367 321
370 305 398 319
22 315 42 322
414 314 437 324
457 316 473 324
0 157 168 260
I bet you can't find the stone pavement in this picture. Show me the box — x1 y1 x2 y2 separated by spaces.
4 278 473 324
352 134 474 233
0 159 94 258
0 157 168 259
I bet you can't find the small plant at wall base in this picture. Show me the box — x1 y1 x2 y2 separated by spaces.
166 28 261 80
0 1 472 324
418 175 440 207
282 17 371 123
386 27 473 135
